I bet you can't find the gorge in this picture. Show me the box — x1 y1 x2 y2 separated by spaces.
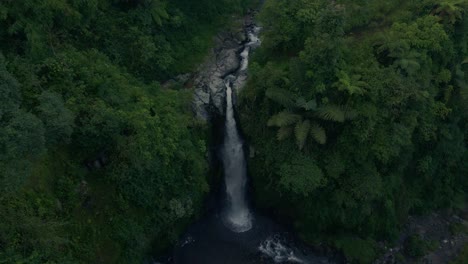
1 1 467 263
168 15 328 264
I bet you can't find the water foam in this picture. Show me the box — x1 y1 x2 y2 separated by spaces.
222 80 252 233
259 235 305 263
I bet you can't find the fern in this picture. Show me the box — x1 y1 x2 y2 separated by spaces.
267 111 302 127
295 120 311 150
433 1 466 24
296 97 317 110
396 58 421 75
343 106 358 120
460 86 468 113
335 71 366 95
310 123 327 144
148 0 169 26
266 87 295 107
277 126 293 141
316 105 345 122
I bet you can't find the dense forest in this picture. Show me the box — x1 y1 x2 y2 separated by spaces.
239 0 468 262
1 0 467 263
0 0 253 263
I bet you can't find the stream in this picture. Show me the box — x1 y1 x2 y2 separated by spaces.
157 14 329 264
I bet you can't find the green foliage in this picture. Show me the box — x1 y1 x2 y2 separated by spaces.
451 243 468 264
36 91 74 146
334 237 378 264
0 53 20 118
240 0 468 262
309 123 327 145
316 105 346 122
0 0 253 262
404 234 439 258
432 0 468 24
268 111 302 127
265 87 296 108
278 154 326 197
294 119 311 149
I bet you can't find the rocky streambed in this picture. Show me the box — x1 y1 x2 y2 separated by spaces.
192 11 260 120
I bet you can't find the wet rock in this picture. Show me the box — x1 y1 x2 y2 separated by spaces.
93 159 102 169
176 73 192 84
162 79 177 89
217 48 240 75
85 152 108 171
234 30 247 43
78 180 89 196
192 16 260 121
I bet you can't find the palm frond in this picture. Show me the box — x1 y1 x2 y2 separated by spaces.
296 97 317 110
396 58 421 75
295 120 311 150
265 87 295 108
334 71 366 95
316 105 345 122
267 111 302 127
310 122 327 145
277 126 293 141
344 106 359 120
461 86 468 99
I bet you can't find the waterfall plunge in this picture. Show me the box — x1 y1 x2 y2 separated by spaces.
221 80 252 233
172 22 321 264
220 26 261 233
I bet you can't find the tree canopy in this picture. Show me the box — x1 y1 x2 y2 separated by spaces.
240 0 468 262
0 0 254 262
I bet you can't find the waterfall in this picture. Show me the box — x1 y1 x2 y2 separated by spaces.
173 20 325 264
220 25 262 233
221 79 252 233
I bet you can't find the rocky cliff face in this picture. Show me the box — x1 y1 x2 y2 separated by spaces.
192 12 259 121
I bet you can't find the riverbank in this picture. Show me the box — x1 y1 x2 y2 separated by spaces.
376 209 468 264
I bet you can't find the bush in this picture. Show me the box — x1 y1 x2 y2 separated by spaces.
404 234 438 258
335 237 378 264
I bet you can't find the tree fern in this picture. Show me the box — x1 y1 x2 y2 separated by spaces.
343 106 358 120
295 120 311 150
310 122 326 144
334 71 366 95
277 126 293 141
316 105 345 122
265 87 295 107
432 0 467 24
296 97 317 110
147 0 169 26
267 111 302 127
461 86 468 99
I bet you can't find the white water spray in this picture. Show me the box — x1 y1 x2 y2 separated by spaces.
220 26 261 233
259 236 305 263
222 79 252 232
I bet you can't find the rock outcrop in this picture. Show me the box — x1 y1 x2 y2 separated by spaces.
192 12 260 120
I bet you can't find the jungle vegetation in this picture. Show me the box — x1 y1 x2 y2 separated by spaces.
1 0 467 263
239 0 468 262
0 0 253 262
